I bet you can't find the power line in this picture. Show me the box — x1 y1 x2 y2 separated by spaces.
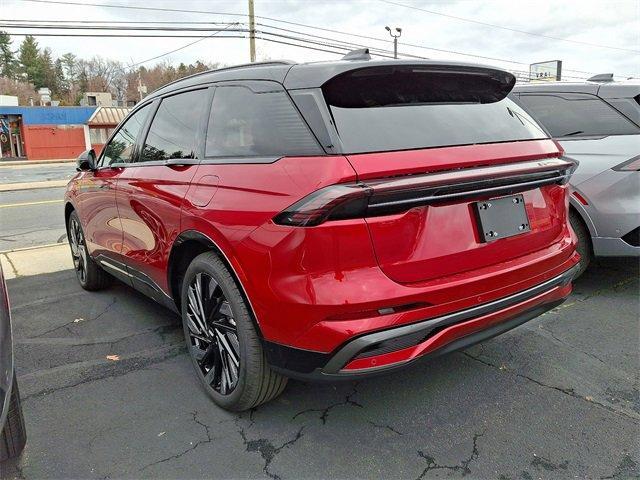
7 0 583 66
0 23 596 80
1 19 235 25
378 0 640 54
127 22 240 69
13 0 623 75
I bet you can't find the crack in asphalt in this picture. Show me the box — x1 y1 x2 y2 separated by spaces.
22 344 185 401
1 253 19 277
33 297 118 338
600 453 639 479
17 324 180 346
536 325 608 365
140 411 213 471
238 426 305 480
292 384 362 424
545 276 636 316
416 431 485 478
462 352 639 422
367 421 404 436
531 454 569 472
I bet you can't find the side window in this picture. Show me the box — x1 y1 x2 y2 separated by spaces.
205 86 322 158
517 94 640 138
140 89 207 162
101 103 151 166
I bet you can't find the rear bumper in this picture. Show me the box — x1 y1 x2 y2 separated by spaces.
265 262 579 381
592 235 640 257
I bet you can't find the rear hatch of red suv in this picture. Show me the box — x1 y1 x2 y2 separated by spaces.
285 63 576 284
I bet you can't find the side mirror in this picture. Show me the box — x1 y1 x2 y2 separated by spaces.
76 149 96 171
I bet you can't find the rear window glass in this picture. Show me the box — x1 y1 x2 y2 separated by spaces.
206 86 322 158
517 94 640 138
322 66 547 154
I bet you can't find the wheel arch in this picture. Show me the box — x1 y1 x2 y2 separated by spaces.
167 230 263 335
569 196 597 237
64 201 76 228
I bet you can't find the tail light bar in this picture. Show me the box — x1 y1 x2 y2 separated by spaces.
274 157 577 227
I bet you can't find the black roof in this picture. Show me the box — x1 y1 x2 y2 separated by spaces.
147 58 514 99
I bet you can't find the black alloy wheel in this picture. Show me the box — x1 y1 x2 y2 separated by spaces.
68 215 88 284
66 211 111 291
185 271 240 395
181 252 287 411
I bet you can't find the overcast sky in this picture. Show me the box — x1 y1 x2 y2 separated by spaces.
1 0 639 81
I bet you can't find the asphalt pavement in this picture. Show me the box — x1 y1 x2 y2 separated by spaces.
0 161 638 479
1 258 637 479
0 187 67 250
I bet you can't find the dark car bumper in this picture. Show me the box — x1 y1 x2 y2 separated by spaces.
265 263 579 381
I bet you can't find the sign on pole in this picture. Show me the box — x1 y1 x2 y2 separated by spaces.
529 60 562 82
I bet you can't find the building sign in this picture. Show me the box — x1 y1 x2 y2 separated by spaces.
530 60 562 82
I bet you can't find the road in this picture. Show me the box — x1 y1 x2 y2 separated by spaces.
0 162 75 184
0 161 638 479
2 259 638 479
0 187 67 250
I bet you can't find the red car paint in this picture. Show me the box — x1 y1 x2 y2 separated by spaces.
66 138 578 366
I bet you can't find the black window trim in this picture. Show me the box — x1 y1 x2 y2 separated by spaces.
96 100 156 169
201 80 325 165
98 79 327 169
135 86 211 167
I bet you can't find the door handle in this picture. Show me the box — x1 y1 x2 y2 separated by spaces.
166 159 198 168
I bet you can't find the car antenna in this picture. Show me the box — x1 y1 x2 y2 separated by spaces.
342 48 371 61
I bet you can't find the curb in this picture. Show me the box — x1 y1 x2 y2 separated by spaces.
0 159 75 167
0 242 68 254
0 180 69 192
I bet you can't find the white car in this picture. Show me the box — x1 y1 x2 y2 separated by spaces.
513 76 640 276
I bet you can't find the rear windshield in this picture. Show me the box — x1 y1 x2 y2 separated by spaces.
322 66 548 154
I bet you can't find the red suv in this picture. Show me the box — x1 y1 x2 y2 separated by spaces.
65 54 580 411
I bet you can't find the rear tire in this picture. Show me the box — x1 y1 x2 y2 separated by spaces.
569 210 592 278
181 252 287 411
0 374 26 462
67 211 111 291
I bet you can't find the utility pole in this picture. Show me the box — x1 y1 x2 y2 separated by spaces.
248 0 256 62
385 26 402 59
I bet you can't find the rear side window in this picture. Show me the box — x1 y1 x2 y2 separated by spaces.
517 94 640 138
322 66 547 154
205 86 322 158
140 89 207 162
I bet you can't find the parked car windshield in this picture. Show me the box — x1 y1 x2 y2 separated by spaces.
322 66 548 154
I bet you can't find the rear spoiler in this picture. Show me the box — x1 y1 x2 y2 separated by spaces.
284 59 515 98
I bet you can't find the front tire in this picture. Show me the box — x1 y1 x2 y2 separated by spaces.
181 252 287 411
0 374 26 462
67 211 111 291
569 210 592 278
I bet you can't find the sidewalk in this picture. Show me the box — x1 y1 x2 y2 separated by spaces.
0 243 72 279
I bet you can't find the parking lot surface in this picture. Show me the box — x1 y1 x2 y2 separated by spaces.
1 257 638 479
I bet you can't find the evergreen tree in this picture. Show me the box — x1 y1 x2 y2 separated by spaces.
60 52 77 82
39 47 58 91
54 58 67 96
18 35 44 87
0 31 17 78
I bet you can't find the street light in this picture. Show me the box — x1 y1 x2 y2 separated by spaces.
385 26 402 59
